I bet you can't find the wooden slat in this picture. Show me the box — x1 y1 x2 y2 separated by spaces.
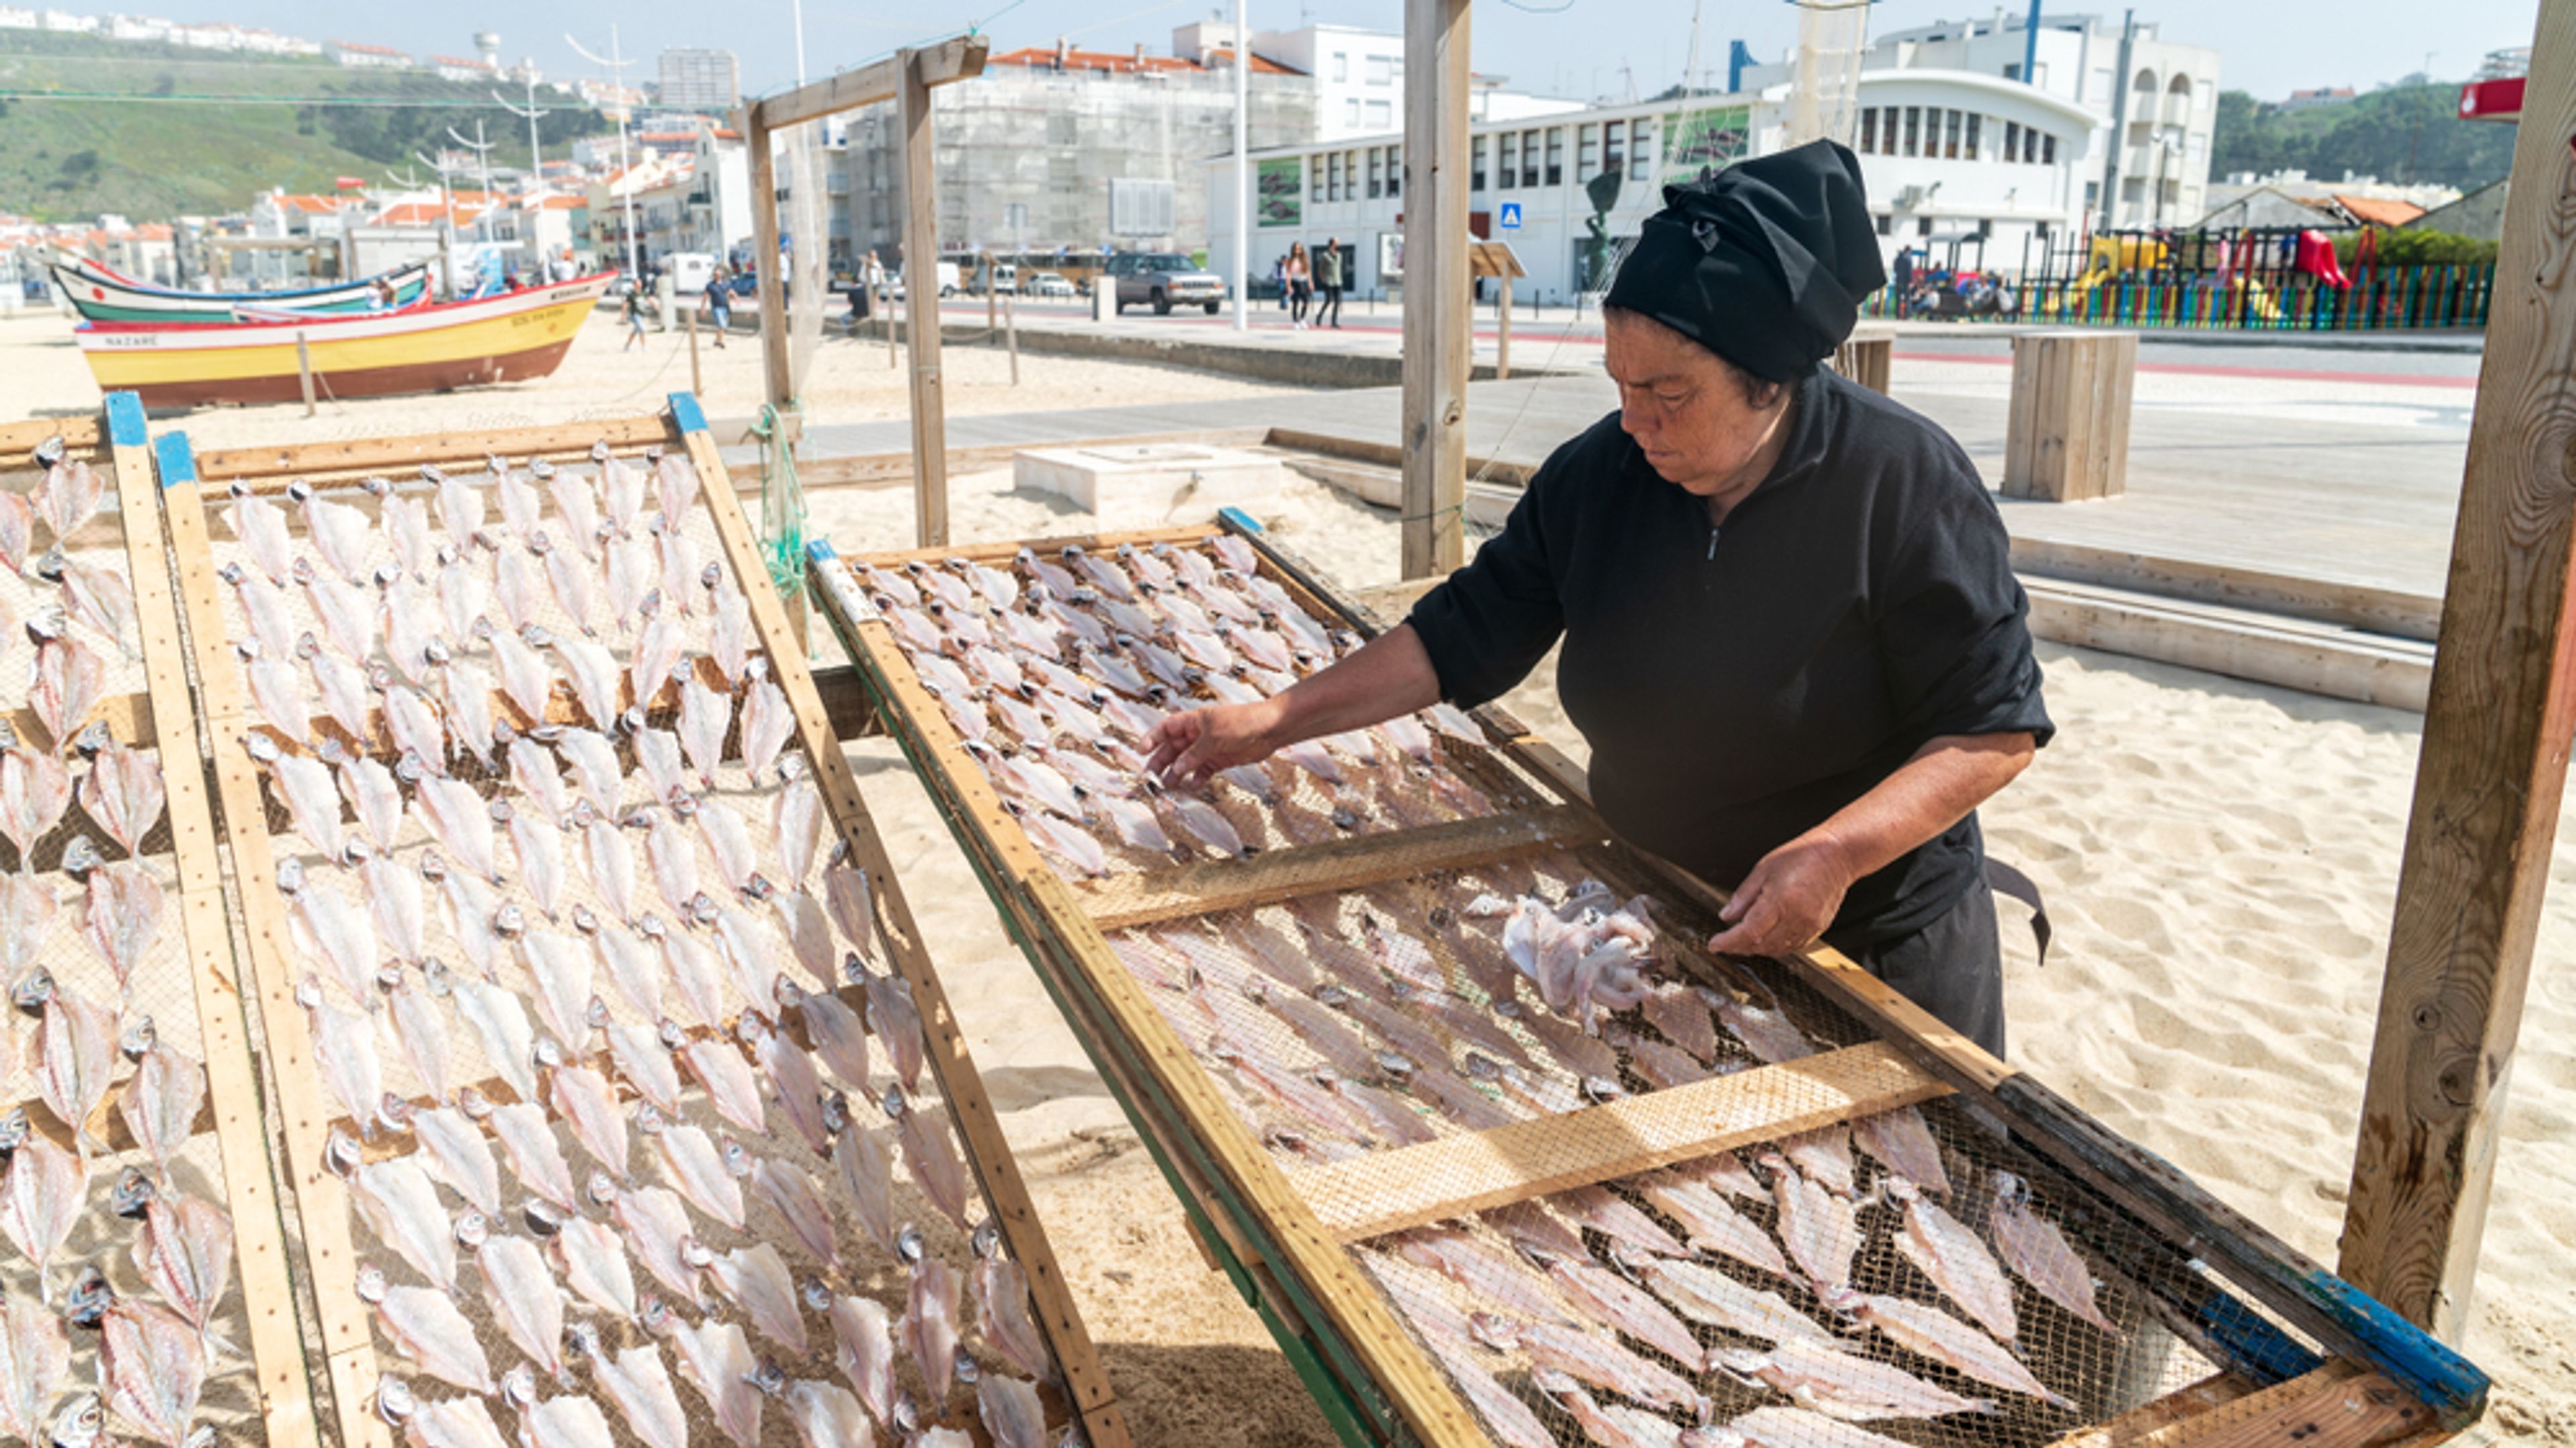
678 401 1133 1448
2341 0 2576 1341
741 33 986 132
7 690 152 758
108 393 317 1443
0 415 102 460
2151 1363 2434 1448
722 425 1275 495
898 48 951 548
855 523 1213 570
809 546 1491 1448
1286 1041 1946 1241
154 430 384 1448
1070 803 1600 929
187 415 671 487
2043 1374 2254 1448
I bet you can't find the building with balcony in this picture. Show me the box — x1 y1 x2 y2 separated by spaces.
658 48 740 111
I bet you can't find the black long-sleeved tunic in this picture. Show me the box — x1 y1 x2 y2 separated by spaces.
1406 365 2053 947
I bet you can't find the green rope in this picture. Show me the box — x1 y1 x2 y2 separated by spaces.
749 400 809 604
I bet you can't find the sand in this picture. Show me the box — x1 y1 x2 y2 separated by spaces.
3 307 2562 1442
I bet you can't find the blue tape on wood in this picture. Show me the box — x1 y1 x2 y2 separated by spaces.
806 539 839 563
667 393 710 435
152 432 197 490
1218 507 1266 535
2306 1271 2490 1425
103 393 148 449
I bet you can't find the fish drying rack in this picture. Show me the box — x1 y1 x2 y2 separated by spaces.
806 510 2490 1448
0 393 1137 1448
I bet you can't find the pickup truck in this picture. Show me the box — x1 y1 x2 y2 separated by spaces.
1108 252 1226 315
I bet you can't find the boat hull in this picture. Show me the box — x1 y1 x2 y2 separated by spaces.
52 258 431 323
77 275 613 407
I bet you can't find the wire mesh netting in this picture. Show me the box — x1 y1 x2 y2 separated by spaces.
0 437 272 1447
190 444 1077 1447
845 528 2333 1448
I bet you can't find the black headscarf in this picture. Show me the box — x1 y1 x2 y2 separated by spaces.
1605 139 1886 381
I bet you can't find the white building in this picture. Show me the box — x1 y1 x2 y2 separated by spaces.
40 9 97 32
0 9 38 30
1207 70 2099 303
1174 21 1580 140
327 39 411 69
1743 11 2218 231
658 48 740 111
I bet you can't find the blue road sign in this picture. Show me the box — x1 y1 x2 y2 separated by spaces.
1498 202 1523 229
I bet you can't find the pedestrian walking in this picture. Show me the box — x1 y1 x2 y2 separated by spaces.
1891 246 1915 320
1287 242 1312 328
621 285 649 351
1316 237 1345 328
701 266 731 348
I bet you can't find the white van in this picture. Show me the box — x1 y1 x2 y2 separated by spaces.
665 252 718 295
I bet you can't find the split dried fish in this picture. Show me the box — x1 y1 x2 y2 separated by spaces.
1823 1287 2073 1408
740 677 796 784
31 636 107 749
553 1214 638 1321
554 633 623 727
605 1020 682 1117
36 988 115 1155
0 874 57 982
414 776 498 884
36 458 104 544
663 1317 763 1448
411 1105 503 1218
0 747 72 864
1989 1172 2122 1337
548 1064 629 1180
676 678 731 788
78 860 162 993
58 560 136 658
1638 1254 1830 1347
557 729 623 819
977 1376 1046 1448
834 1126 898 1257
100 1301 205 1448
649 1119 745 1230
478 1232 566 1381
489 624 555 719
1474 1315 1705 1419
490 1100 578 1212
362 1268 497 1394
582 1335 688 1448
1638 1171 1790 1278
1764 1150 1861 1293
1 1134 85 1301
352 1155 460 1292
1546 1253 1706 1367
829 1294 898 1426
522 1394 616 1448
890 1086 973 1230
903 1253 964 1401
117 1041 204 1186
0 1294 68 1445
634 729 691 811
708 1240 807 1355
1715 1337 1993 1422
451 979 537 1101
1890 1177 2018 1346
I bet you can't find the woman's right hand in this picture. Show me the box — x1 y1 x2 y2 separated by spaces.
1145 701 1283 786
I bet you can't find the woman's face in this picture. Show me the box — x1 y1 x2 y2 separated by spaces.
1604 311 1788 499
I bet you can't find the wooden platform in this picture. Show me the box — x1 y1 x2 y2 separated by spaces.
806 511 2488 1448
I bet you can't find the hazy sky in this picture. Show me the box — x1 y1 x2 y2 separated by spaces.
62 0 2544 107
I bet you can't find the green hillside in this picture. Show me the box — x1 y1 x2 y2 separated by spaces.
0 31 606 222
2211 82 2517 195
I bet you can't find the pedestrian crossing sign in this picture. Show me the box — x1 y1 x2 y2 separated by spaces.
1498 202 1523 229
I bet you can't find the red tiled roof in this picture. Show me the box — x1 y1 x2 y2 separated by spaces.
990 44 1297 76
331 40 405 56
2334 194 2427 227
429 56 492 68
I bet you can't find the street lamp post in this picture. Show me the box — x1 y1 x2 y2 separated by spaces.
568 25 642 279
495 61 552 195
1233 0 1249 332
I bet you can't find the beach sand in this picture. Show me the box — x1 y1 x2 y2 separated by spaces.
808 466 2571 1446
1 305 2559 1442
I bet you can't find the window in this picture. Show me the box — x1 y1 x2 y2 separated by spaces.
1964 113 1980 160
1471 136 1487 191
1859 109 1877 154
1603 121 1625 174
1917 215 1932 236
1520 129 1540 187
1367 148 1383 199
1344 98 1360 127
1332 51 1347 81
2004 120 2021 162
2042 134 2056 165
1629 118 1652 175
1366 54 1393 85
1947 110 1964 158
1545 129 1563 185
2003 62 2019 81
1577 124 1598 179
1902 106 1920 156
1498 132 1516 189
1385 144 1401 198
2027 126 2043 163
1366 99 1391 129
1875 212 1891 235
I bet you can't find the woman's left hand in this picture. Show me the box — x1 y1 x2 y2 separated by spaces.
1707 834 1856 958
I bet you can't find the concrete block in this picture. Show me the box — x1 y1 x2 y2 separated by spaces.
1014 442 1286 527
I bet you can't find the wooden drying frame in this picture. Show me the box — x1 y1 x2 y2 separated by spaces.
0 399 318 1441
805 512 2489 1448
147 394 1130 1448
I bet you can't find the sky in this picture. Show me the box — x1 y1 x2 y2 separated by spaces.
58 0 2545 107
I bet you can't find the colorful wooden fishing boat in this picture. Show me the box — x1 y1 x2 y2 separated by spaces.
48 253 433 324
75 273 616 407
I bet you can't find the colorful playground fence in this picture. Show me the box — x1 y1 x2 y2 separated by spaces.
1865 262 2494 331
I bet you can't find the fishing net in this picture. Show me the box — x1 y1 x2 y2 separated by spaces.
184 446 1083 1447
0 430 276 1447
845 528 2334 1448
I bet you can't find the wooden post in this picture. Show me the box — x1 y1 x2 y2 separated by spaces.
1398 0 1470 579
294 331 315 417
898 48 951 548
2002 329 2135 502
889 280 901 366
2339 0 2576 1338
745 111 794 419
1006 287 1020 385
1497 274 1511 380
1833 328 1892 393
987 256 998 332
686 302 702 399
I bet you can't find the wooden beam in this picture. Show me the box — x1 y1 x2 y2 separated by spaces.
187 416 670 486
898 48 951 548
2340 0 2576 1339
154 429 385 1448
1397 0 1472 579
681 408 1130 1448
1070 803 1602 930
1285 1041 1946 1241
743 34 987 132
2042 1374 2253 1448
104 391 317 1445
0 415 102 462
806 546 1491 1448
2147 1363 2432 1448
746 113 794 426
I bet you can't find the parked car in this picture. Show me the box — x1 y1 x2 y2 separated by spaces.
1025 270 1075 299
1108 252 1226 315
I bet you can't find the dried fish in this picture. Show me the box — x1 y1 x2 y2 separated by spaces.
865 967 926 1091
553 1214 638 1321
0 1294 69 1445
664 1318 763 1448
415 776 498 884
649 1119 744 1230
444 662 500 768
1638 1255 1831 1347
1474 1315 1705 1418
100 1301 205 1448
352 1155 460 1291
0 747 72 866
1715 1337 1994 1423
411 1105 503 1217
890 1087 973 1230
451 980 538 1101
681 1037 767 1135
1764 1150 1861 1293
973 1242 1053 1383
1638 1172 1790 1278
708 1241 808 1355
547 1064 629 1179
117 1041 203 1186
31 636 107 751
834 1127 898 1257
78 860 161 992
580 817 643 924
740 677 795 784
1 1135 85 1301
1989 1172 2123 1337
522 929 596 1051
489 624 555 719
1889 1177 2018 1346
829 1294 898 1426
363 1269 497 1394
554 633 623 727
676 678 731 787
508 802 567 921
557 729 623 819
1546 1253 1706 1366
1824 1288 2073 1408
903 1254 964 1401
523 1394 616 1448
298 978 386 1137
479 1232 567 1381
35 988 115 1155
584 1336 688 1448
605 1020 682 1117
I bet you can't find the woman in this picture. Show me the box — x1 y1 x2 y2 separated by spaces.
1286 242 1312 329
1148 142 2049 1055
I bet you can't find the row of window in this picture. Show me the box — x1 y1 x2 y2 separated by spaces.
1340 97 1395 130
1856 105 2057 166
1328 51 1397 85
1312 144 1405 203
1472 118 1654 192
